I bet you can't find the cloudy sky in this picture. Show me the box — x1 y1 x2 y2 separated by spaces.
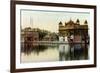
21 9 90 33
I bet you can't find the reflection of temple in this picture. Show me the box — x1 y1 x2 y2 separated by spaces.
59 44 70 60
59 19 89 43
58 43 88 60
21 27 39 49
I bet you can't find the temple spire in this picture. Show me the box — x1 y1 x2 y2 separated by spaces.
30 16 33 28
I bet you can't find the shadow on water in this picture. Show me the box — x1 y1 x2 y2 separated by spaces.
59 43 89 61
21 43 58 55
21 44 46 55
21 42 89 61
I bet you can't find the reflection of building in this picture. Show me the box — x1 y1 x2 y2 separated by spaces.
58 43 88 60
59 44 70 60
43 33 58 41
59 19 89 43
21 27 39 49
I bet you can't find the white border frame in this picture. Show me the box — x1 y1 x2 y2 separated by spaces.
15 4 94 69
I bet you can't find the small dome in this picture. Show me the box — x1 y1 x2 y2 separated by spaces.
76 19 80 24
59 21 63 25
84 20 88 24
67 19 74 24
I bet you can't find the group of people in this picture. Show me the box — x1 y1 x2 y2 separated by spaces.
68 35 74 43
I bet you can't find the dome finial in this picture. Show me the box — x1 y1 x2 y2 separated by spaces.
59 21 63 25
76 19 80 24
84 20 88 24
70 18 71 20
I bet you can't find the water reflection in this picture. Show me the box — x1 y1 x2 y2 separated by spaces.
21 43 89 63
59 44 70 61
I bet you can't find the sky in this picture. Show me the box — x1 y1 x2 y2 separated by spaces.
21 9 90 33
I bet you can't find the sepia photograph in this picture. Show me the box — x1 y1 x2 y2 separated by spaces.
21 9 90 63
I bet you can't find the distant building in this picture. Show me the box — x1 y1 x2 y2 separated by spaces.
43 33 58 41
21 27 39 49
58 19 89 43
